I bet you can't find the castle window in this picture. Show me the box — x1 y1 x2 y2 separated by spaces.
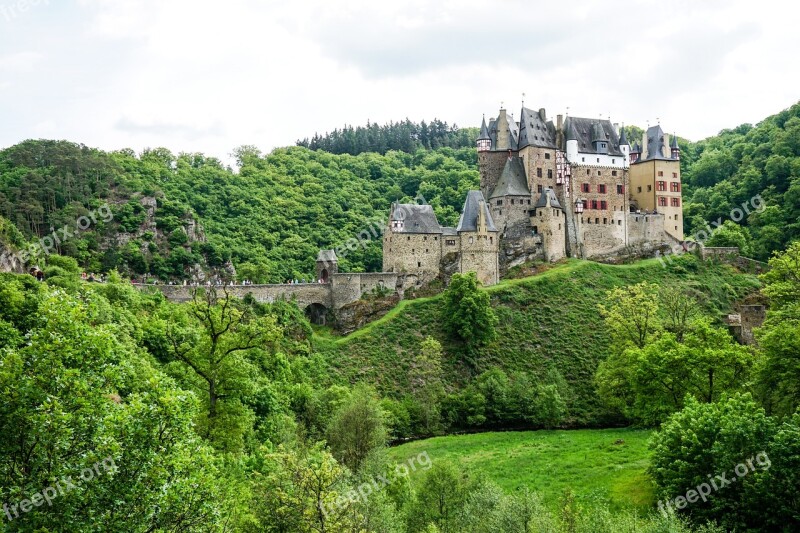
595 218 599 224
490 237 493 243
510 199 514 205
537 168 543 178
591 200 599 209
600 200 607 210
469 237 474 244
658 196 667 207
618 220 622 225
612 159 615 164
612 170 618 176
548 169 553 179
527 199 531 205
434 237 438 241
671 182 681 192
558 224 561 230
597 158 600 163
657 181 666 191
407 236 410 240
675 226 678 231
582 157 585 162
496 199 502 206
412 249 414 253
582 183 590 193
637 186 642 193
446 239 456 245
598 184 606 194
418 262 421 267
545 153 551 159
537 185 543 193
586 169 590 175
499 210 502 215
673 172 678 178
426 249 429 253
603 218 607 224
647 185 652 192
423 236 427 241
617 184 624 194
671 198 681 207
658 170 664 177
598 170 601 176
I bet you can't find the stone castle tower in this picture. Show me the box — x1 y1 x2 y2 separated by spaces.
476 104 681 269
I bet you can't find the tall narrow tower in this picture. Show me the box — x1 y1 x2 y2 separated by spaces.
670 134 680 160
477 115 491 152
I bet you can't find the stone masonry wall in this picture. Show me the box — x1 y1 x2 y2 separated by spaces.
383 231 442 285
519 145 558 196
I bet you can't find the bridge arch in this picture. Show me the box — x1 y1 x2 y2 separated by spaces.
305 302 330 325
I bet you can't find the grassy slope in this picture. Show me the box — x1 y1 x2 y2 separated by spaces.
315 256 761 424
387 428 654 512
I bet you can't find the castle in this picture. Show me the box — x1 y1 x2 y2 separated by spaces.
145 104 685 326
381 105 683 285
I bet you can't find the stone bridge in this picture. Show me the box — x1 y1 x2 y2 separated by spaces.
135 271 412 325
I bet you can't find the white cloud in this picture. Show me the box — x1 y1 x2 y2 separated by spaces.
0 0 799 164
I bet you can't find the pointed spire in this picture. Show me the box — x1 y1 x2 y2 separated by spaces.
619 126 629 146
670 132 679 149
478 115 490 140
566 120 578 142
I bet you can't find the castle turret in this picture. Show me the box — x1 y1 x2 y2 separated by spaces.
630 142 641 164
316 249 338 283
457 191 499 286
532 188 566 262
477 115 491 152
619 126 630 167
670 133 680 160
565 121 579 163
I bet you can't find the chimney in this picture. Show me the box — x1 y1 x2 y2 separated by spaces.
539 108 547 121
641 131 648 160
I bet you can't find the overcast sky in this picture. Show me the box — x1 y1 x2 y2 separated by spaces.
1 0 799 164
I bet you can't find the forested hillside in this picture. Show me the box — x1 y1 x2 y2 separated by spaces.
296 118 478 155
2 103 799 284
681 101 800 259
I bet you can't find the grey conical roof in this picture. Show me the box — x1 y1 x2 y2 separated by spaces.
591 123 606 143
670 133 679 149
457 191 498 232
489 157 530 199
317 249 338 262
619 126 628 146
632 142 641 153
566 120 578 141
478 115 490 140
534 188 563 210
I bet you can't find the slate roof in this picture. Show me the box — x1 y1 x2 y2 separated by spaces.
478 116 490 141
487 110 519 151
316 249 338 262
391 203 443 234
619 126 629 146
489 156 530 199
637 125 674 162
534 188 563 210
517 107 557 149
441 227 457 236
457 191 498 233
670 133 679 149
563 116 623 156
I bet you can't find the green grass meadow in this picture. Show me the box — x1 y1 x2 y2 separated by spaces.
387 428 655 512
